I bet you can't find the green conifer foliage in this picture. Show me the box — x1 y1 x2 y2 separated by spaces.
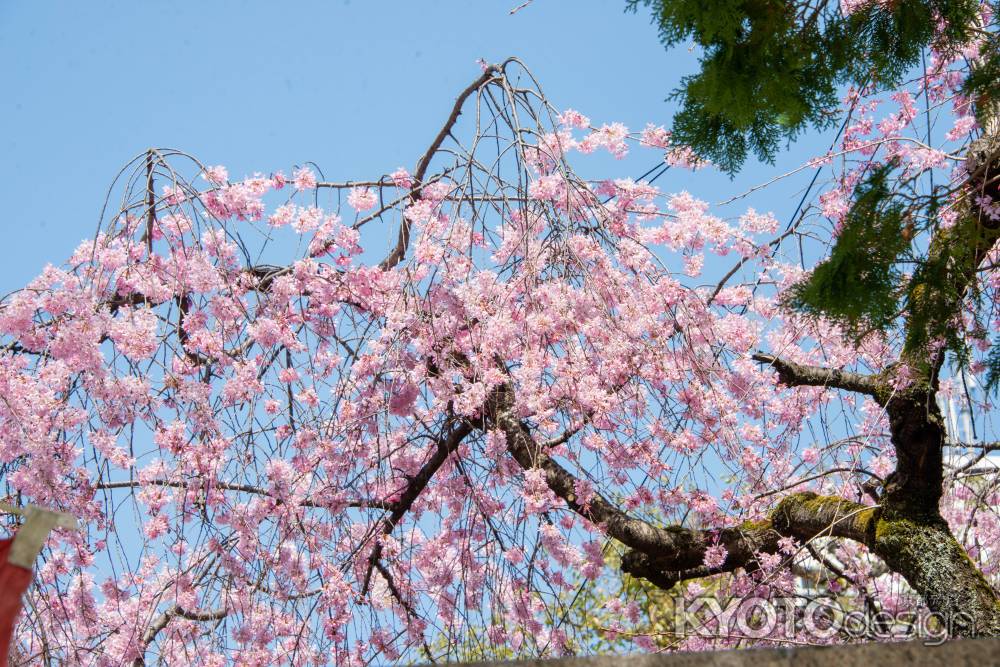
628 0 983 173
784 165 909 340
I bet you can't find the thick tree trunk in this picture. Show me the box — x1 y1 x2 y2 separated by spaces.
867 113 1000 636
871 509 1000 636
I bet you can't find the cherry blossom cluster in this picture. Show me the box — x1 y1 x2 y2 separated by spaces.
0 48 996 664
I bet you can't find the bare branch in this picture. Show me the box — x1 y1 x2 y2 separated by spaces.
94 479 393 511
751 352 883 402
360 418 474 595
379 64 501 271
133 605 227 667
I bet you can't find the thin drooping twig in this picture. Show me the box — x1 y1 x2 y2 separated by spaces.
94 479 394 511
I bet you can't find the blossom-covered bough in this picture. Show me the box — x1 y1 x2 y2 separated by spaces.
0 30 998 666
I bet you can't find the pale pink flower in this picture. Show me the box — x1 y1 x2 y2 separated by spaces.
703 544 728 569
293 166 317 190
558 108 590 129
347 186 378 211
202 165 228 185
390 167 413 188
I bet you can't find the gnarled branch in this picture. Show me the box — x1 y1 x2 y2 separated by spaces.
621 492 876 590
751 352 883 402
378 64 501 271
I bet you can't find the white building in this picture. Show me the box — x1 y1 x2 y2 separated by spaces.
938 367 1000 474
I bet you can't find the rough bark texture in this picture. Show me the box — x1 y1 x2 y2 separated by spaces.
872 514 1000 636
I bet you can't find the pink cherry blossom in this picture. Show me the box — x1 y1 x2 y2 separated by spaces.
347 186 378 211
1 52 998 665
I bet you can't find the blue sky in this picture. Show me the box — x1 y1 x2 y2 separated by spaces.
0 1 833 295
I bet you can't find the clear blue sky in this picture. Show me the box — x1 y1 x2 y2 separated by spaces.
0 0 832 295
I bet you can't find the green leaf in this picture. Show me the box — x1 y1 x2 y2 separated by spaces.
785 165 910 338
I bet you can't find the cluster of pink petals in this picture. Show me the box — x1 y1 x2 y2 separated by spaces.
0 34 997 662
